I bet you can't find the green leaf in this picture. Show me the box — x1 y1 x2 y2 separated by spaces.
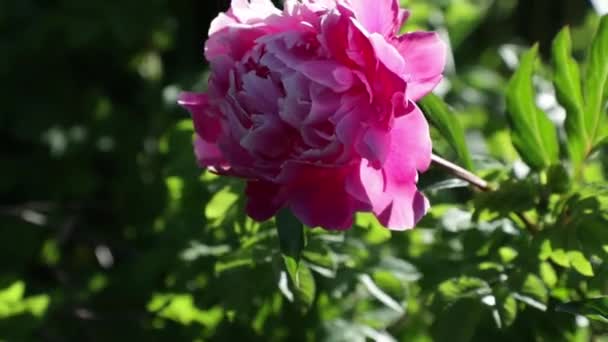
419 93 474 170
276 208 305 261
540 261 558 287
506 44 559 170
552 27 586 166
358 274 404 313
499 294 518 328
584 15 608 149
568 251 594 277
557 297 608 323
518 274 548 310
283 257 316 309
432 298 484 342
438 277 491 303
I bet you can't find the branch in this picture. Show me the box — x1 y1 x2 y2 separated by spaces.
430 154 490 191
430 153 539 235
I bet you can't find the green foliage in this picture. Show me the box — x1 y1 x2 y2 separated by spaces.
583 16 608 150
420 94 475 170
276 208 305 261
557 297 608 323
2 1 607 341
554 17 608 170
553 27 586 166
506 45 560 170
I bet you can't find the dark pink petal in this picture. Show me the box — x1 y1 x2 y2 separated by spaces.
193 135 227 168
178 92 223 142
277 162 364 230
297 61 354 92
355 125 391 168
239 115 290 159
245 180 286 221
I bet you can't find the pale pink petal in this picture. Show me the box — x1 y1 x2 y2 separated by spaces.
228 0 281 25
346 104 431 230
347 0 402 36
395 31 447 100
369 33 406 76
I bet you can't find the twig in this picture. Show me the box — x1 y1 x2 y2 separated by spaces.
430 153 539 234
430 154 490 191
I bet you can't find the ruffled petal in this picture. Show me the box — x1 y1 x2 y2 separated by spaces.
276 162 365 230
346 104 431 230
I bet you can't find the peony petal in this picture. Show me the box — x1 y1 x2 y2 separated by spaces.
228 0 281 25
346 104 431 230
297 61 354 92
178 92 223 142
277 162 363 230
245 180 285 221
240 71 282 114
193 135 227 168
395 31 447 100
355 125 391 168
368 33 406 77
347 0 402 36
240 115 290 159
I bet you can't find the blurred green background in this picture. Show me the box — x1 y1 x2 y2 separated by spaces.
1 0 606 341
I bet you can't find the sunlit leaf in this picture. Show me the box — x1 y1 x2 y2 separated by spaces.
552 27 586 166
506 44 559 170
583 15 608 149
283 257 316 309
568 251 594 277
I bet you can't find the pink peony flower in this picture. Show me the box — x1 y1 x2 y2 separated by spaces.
179 0 447 230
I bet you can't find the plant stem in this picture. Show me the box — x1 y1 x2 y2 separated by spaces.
430 154 490 191
430 153 539 235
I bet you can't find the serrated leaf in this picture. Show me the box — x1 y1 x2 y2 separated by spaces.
506 45 559 170
276 208 305 261
552 27 586 166
584 15 608 148
557 297 608 323
419 94 474 170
